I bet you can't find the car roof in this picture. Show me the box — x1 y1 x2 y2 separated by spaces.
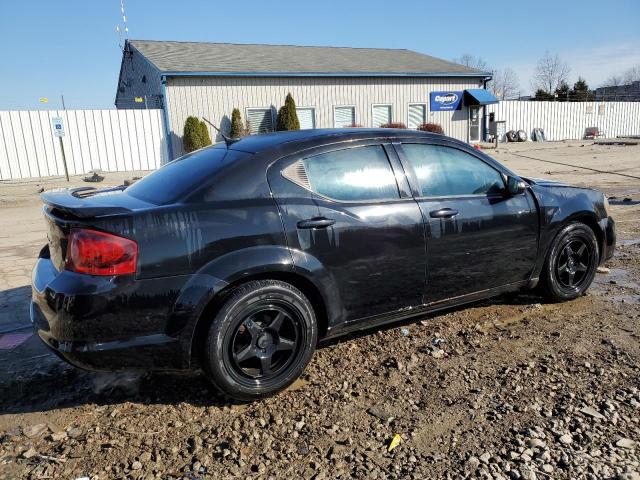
227 128 446 154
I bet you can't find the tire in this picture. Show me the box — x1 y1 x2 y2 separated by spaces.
203 280 317 401
540 222 599 302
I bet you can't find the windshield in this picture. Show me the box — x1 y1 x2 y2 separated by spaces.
126 147 246 204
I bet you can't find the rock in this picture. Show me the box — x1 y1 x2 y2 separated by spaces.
615 438 636 449
67 427 83 439
526 438 545 449
139 451 152 462
580 406 606 420
22 447 38 459
559 433 573 445
131 461 142 470
467 456 481 471
23 424 48 438
596 266 610 274
50 431 67 442
431 348 445 359
479 452 491 464
542 464 554 473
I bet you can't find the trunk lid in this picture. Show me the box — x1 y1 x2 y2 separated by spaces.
41 186 154 271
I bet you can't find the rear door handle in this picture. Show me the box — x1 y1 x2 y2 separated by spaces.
429 208 459 219
297 217 335 229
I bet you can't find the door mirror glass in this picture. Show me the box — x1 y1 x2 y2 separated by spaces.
507 176 526 195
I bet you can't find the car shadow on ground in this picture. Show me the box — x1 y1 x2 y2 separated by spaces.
0 289 546 416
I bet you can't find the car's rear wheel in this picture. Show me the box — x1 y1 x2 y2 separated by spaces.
540 222 599 302
203 280 317 401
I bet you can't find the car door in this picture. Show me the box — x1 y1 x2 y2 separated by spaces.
395 141 539 303
268 142 427 324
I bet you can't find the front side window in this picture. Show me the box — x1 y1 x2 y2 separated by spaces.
302 146 399 201
401 144 505 197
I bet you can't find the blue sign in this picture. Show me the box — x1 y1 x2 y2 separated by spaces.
430 91 462 111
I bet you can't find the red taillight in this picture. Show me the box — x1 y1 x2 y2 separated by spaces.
65 229 137 276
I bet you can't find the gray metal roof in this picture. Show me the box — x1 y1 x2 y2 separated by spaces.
128 40 488 77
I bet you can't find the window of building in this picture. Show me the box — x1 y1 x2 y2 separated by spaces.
296 107 316 129
246 108 274 133
372 104 392 127
400 144 505 197
302 146 400 201
408 104 427 129
334 106 356 128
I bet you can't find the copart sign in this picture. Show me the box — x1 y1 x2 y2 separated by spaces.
430 91 462 111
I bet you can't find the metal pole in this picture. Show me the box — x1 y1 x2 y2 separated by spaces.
59 136 70 182
144 95 148 109
61 94 66 110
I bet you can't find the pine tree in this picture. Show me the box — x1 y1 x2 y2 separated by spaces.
230 108 243 138
570 77 595 101
555 81 570 102
276 93 300 131
533 89 554 101
183 116 211 153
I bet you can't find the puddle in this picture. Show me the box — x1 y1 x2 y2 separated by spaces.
618 238 640 247
593 268 640 290
608 295 640 304
609 198 640 206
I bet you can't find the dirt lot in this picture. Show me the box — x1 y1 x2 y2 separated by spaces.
0 141 639 480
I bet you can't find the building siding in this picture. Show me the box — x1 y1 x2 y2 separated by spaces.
115 46 164 110
164 76 483 157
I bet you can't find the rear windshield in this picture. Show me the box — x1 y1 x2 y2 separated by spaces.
126 147 247 204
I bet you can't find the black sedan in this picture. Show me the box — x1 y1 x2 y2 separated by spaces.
31 129 615 400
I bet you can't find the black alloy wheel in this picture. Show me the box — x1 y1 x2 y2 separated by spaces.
229 305 301 380
555 239 591 289
203 280 317 401
541 222 599 302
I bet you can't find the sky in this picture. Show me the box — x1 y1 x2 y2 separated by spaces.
1 0 639 110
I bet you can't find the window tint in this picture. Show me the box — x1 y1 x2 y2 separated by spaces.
126 147 247 204
303 146 399 201
401 144 505 197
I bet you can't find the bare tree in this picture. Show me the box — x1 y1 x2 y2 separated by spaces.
532 51 570 94
603 75 623 87
453 54 490 71
489 68 520 100
622 65 640 84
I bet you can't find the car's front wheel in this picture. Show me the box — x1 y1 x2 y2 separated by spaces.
203 280 317 401
540 222 599 302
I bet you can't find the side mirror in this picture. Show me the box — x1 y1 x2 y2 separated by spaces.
507 176 526 195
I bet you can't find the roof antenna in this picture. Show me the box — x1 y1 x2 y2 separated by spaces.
202 117 239 147
116 0 129 51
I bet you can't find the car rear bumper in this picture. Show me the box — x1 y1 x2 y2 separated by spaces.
600 216 616 263
30 253 189 372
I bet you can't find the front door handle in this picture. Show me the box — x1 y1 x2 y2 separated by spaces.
429 208 459 219
297 217 336 229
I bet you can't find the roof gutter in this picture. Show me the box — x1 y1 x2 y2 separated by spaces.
160 70 492 78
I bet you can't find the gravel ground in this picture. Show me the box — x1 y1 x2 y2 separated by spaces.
0 141 639 479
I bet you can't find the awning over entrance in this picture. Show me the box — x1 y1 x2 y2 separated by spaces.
464 89 499 106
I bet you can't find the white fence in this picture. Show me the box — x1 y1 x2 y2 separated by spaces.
487 101 640 141
1 102 639 181
0 109 169 181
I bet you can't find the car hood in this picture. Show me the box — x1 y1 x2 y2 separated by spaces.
523 177 572 188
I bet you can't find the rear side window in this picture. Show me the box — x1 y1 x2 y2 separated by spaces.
302 146 399 202
401 144 505 197
126 147 245 204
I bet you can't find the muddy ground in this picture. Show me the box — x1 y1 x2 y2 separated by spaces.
0 140 638 480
